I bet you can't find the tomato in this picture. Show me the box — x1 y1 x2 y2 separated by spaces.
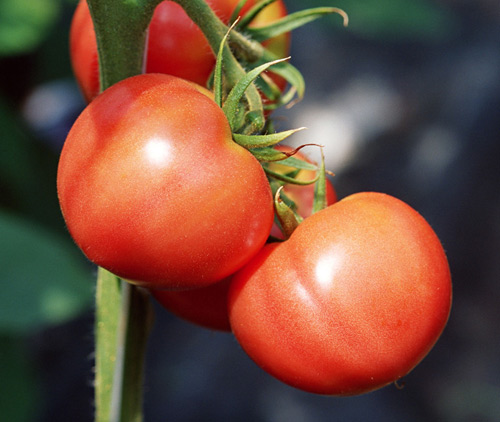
70 0 289 103
57 73 274 289
268 145 337 238
151 277 232 331
228 192 452 395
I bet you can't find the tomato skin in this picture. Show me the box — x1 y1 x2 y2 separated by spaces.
70 0 289 102
57 73 274 289
151 277 232 332
229 192 452 395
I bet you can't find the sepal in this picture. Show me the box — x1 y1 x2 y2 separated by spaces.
233 127 305 149
236 0 278 30
222 57 289 131
312 147 328 213
274 186 302 239
245 7 348 42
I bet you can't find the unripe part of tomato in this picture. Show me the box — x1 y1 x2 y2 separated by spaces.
70 0 289 102
229 192 452 395
57 73 274 289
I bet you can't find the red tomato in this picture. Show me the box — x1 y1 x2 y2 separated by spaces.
151 277 232 332
229 192 452 395
57 73 274 289
70 0 289 102
268 145 337 238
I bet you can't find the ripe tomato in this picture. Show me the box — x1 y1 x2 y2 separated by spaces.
151 277 232 332
229 192 452 395
57 73 274 289
70 0 289 102
268 145 337 238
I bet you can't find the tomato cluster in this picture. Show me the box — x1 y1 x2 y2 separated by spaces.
60 0 452 397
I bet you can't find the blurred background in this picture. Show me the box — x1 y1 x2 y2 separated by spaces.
1 0 499 420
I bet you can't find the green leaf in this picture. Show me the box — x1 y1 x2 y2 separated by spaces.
251 147 288 162
252 145 324 167
274 186 302 239
312 148 327 213
0 335 41 421
254 72 282 102
259 59 305 104
246 7 348 42
0 0 61 56
237 0 278 30
0 98 61 226
222 57 289 131
242 110 266 134
233 127 304 149
214 20 237 107
273 154 318 171
0 100 41 204
264 167 318 185
229 0 250 24
0 211 93 333
271 180 295 205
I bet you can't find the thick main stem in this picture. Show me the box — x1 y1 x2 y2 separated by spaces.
87 0 162 90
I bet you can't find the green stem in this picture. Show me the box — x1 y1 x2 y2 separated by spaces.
172 0 264 126
95 268 122 422
87 0 162 91
113 283 153 422
95 270 153 422
86 1 159 421
171 0 238 84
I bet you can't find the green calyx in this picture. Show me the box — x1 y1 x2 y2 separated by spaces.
233 128 305 149
235 0 278 30
175 0 347 122
244 7 349 42
176 0 341 233
274 186 302 239
312 147 328 214
270 146 330 239
222 56 290 132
